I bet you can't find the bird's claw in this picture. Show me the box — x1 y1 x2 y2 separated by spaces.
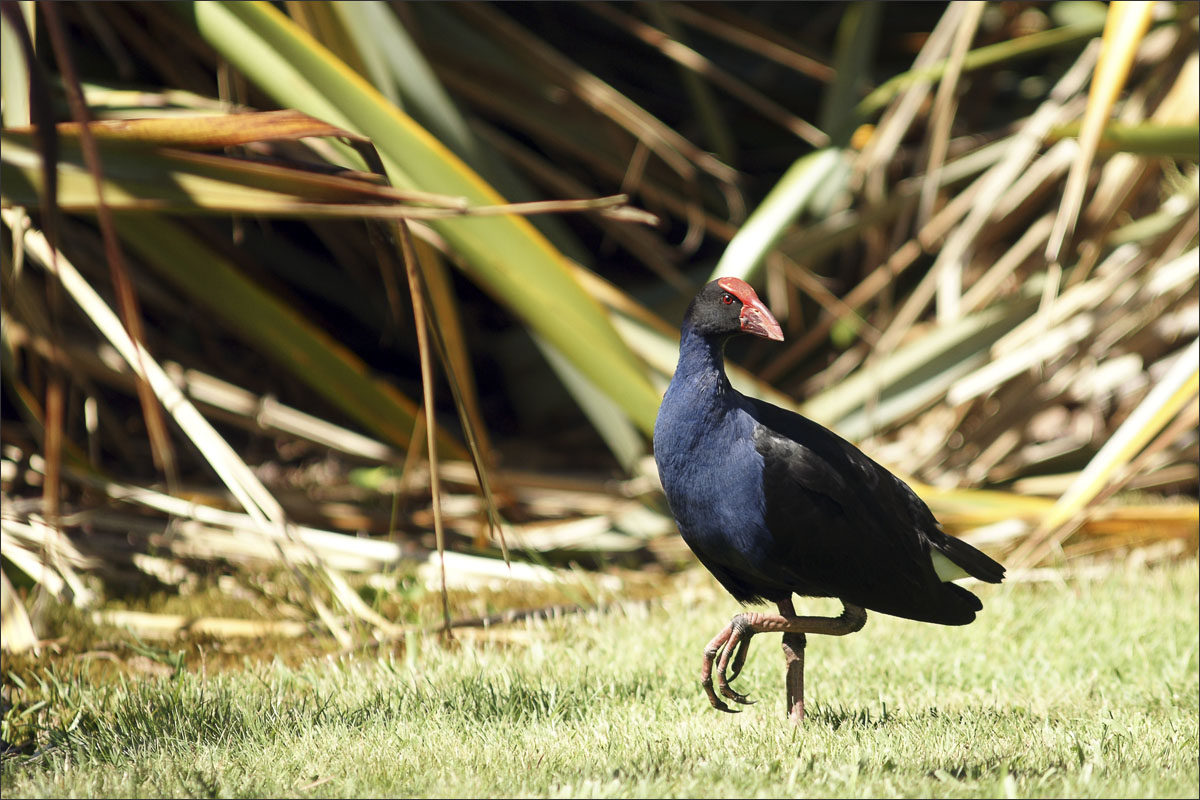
717 680 754 705
701 677 739 713
700 616 758 711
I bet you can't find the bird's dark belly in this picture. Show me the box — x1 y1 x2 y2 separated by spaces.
658 441 804 604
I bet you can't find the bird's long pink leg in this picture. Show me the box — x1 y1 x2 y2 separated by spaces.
701 600 867 719
781 630 807 724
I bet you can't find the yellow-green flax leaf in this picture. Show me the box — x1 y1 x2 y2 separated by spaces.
186 1 662 435
1048 121 1200 160
0 130 466 215
1045 0 1155 264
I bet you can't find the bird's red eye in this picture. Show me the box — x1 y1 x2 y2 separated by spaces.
721 293 734 305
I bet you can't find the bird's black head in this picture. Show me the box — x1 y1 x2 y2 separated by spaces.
684 277 784 342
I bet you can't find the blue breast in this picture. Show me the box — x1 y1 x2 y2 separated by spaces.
654 375 773 573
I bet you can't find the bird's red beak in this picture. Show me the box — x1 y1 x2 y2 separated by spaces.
718 277 784 341
740 298 784 341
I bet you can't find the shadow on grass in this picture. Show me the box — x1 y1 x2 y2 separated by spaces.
797 700 1041 731
4 667 654 775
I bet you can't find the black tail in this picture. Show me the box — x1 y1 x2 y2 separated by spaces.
865 581 983 626
937 533 1006 584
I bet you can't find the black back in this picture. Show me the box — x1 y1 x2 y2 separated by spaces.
747 397 1003 624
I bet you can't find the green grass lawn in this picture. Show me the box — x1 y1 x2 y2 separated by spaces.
3 558 1197 798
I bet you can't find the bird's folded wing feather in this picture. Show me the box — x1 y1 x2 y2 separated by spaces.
746 397 936 581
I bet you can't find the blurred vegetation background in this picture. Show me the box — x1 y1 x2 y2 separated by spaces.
1 1 1197 659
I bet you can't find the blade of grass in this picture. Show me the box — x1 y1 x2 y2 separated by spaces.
3 1 65 534
536 335 645 474
0 1 33 127
928 3 986 325
406 238 508 557
414 243 495 469
43 107 373 149
284 0 372 90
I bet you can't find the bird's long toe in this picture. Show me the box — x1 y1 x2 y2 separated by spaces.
701 623 740 712
726 623 754 681
701 658 737 713
701 674 736 712
716 674 753 705
714 617 755 704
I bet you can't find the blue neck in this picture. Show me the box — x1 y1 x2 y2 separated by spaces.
660 326 740 426
675 325 731 389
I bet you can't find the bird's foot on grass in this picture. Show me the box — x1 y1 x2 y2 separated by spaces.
700 603 868 714
701 617 757 711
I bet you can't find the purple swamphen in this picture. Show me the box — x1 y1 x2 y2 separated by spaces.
653 277 1006 722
